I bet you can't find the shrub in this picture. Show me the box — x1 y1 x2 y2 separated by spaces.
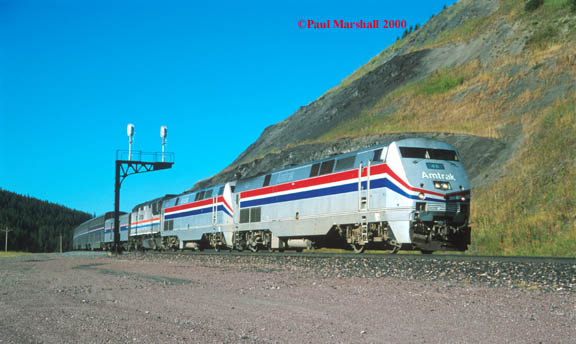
418 70 465 96
525 0 544 12
526 25 558 49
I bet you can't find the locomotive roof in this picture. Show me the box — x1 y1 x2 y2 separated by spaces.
174 183 226 199
131 194 177 210
235 142 391 183
179 138 459 195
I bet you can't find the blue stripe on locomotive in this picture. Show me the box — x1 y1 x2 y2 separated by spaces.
165 204 231 220
240 178 444 208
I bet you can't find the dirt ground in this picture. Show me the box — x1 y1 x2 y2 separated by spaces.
0 253 574 343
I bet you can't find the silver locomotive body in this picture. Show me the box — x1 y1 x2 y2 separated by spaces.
227 137 470 253
160 184 235 251
129 194 175 250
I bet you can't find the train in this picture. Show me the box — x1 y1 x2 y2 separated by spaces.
73 138 471 254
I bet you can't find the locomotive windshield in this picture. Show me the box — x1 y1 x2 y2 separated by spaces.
399 147 459 161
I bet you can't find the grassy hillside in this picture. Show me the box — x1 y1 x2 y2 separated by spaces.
315 0 576 256
472 97 576 256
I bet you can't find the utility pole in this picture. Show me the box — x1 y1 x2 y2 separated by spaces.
4 227 12 252
59 232 63 253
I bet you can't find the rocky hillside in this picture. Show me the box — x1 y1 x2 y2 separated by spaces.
196 0 576 256
193 133 508 190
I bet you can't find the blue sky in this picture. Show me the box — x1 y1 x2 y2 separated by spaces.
0 0 457 215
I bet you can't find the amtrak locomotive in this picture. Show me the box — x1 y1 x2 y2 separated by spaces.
73 138 471 254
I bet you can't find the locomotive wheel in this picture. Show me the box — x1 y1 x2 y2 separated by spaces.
248 244 259 253
351 244 365 254
214 246 220 252
390 246 400 254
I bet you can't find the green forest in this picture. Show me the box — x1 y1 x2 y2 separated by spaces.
0 189 92 252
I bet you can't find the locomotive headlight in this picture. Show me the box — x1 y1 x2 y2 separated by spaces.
433 181 452 190
418 192 426 200
460 196 466 201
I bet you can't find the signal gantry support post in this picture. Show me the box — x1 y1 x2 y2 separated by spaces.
113 151 174 255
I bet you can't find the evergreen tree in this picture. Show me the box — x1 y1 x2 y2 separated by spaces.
0 188 92 252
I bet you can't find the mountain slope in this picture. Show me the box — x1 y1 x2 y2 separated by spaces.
197 0 576 256
232 0 506 165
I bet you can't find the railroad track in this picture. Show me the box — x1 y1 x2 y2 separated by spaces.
135 248 576 265
122 250 576 293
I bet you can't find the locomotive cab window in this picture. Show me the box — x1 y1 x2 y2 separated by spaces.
372 148 383 162
218 186 224 196
319 159 335 175
399 147 459 161
433 149 459 161
204 189 213 199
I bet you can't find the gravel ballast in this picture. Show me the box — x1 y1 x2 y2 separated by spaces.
0 252 574 343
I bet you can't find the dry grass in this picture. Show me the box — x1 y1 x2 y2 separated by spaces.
0 251 32 258
316 40 576 143
471 94 576 256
